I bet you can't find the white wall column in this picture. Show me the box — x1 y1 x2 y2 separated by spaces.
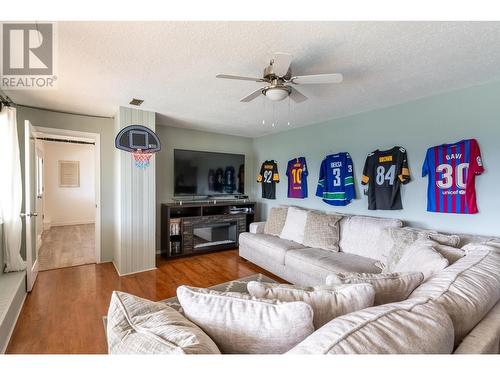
113 107 156 275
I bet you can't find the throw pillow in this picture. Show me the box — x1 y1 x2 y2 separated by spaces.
326 272 424 306
302 212 342 251
393 240 449 281
383 227 424 272
264 207 288 236
279 206 308 243
383 227 461 272
176 286 314 354
435 243 465 265
106 291 220 354
247 281 375 329
428 233 461 247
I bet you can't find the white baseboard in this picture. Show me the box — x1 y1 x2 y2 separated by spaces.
43 221 51 231
111 261 157 277
0 292 26 354
51 220 95 227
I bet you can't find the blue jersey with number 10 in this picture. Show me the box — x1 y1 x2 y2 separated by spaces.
316 152 356 206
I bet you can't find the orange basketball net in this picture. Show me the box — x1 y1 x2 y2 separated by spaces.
132 150 154 169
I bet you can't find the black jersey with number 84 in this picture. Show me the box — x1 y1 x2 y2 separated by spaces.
362 146 411 210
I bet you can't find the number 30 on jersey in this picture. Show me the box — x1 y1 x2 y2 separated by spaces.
436 163 468 189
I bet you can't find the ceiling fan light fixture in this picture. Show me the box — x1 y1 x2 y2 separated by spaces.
263 86 290 101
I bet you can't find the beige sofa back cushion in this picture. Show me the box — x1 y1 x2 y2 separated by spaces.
286 298 454 354
326 272 424 306
264 207 288 236
339 215 403 262
177 286 314 354
106 291 221 354
302 212 343 251
247 281 374 329
409 244 500 347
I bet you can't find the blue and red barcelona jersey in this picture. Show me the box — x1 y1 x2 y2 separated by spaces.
422 139 484 214
286 157 308 198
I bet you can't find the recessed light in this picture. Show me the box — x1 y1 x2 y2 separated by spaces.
129 98 144 106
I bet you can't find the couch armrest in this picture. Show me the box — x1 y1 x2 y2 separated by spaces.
249 222 266 234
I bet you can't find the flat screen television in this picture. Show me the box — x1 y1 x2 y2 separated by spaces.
174 149 245 197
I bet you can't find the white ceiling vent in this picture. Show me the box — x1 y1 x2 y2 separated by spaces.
59 160 80 187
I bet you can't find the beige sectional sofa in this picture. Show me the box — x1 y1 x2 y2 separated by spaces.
240 215 400 285
239 210 500 354
106 208 500 354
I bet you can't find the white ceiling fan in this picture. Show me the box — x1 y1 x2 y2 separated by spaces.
216 52 343 103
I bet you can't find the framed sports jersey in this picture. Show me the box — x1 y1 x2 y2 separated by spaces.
286 157 308 198
257 160 280 199
422 139 484 214
362 146 410 210
316 152 356 206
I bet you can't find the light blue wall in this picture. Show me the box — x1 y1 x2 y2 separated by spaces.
252 80 500 237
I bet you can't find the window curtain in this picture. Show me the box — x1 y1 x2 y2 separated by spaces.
0 106 26 272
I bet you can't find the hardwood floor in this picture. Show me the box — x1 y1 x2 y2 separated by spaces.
38 224 95 271
6 250 282 354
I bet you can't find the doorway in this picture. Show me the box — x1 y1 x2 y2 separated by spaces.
31 126 101 274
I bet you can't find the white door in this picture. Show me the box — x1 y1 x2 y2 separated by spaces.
35 146 44 254
24 120 39 292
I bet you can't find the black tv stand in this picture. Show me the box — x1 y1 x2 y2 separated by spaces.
160 201 256 259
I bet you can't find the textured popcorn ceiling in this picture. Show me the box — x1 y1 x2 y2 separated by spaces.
7 21 500 137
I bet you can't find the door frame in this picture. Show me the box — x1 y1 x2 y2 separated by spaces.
25 120 39 291
34 126 102 263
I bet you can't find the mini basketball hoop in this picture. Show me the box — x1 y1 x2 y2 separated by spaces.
132 149 155 169
115 125 161 170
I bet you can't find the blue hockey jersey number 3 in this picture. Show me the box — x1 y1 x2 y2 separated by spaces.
316 152 356 206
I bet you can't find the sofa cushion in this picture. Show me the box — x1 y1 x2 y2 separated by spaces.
393 240 449 281
249 221 266 234
280 206 308 243
239 232 306 265
285 248 381 285
339 215 402 262
264 207 288 236
383 227 461 272
458 234 499 248
302 211 342 252
326 272 424 306
177 286 314 354
286 299 454 354
106 291 220 354
453 299 500 354
247 281 375 329
409 244 500 347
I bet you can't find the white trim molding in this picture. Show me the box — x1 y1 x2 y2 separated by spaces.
34 126 101 264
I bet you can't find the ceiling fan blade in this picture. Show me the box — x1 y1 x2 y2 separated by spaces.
272 52 293 77
290 87 308 103
291 73 343 85
240 88 263 102
216 74 265 82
